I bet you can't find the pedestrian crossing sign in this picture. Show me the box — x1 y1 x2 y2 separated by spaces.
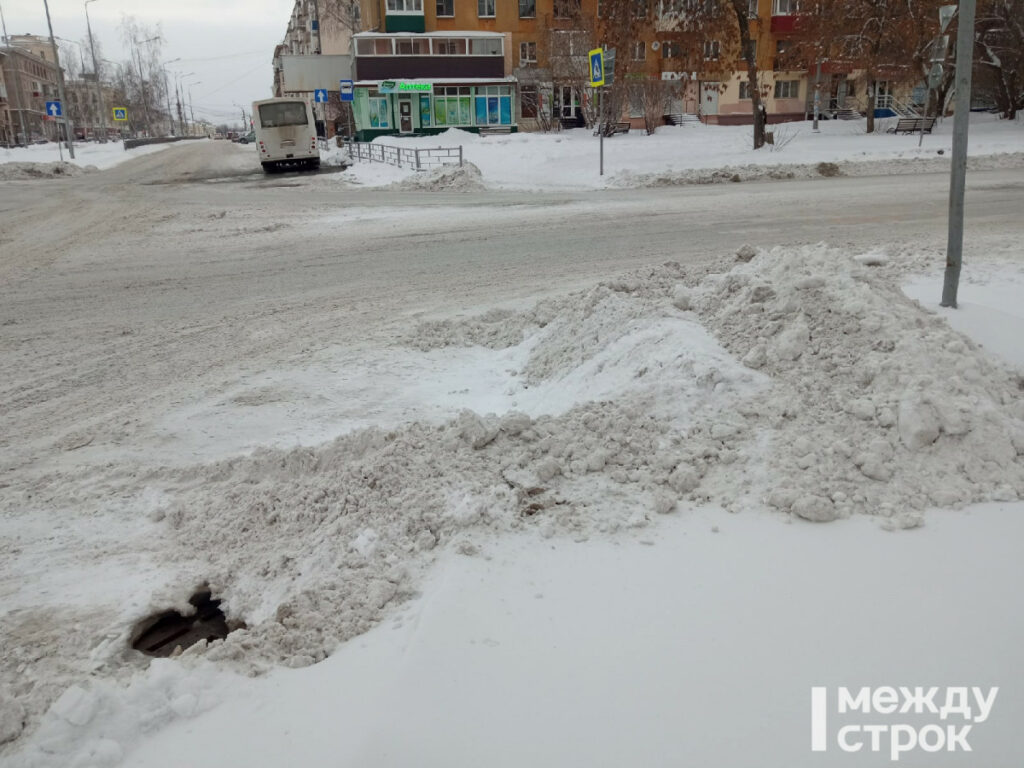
113 107 128 121
589 49 605 88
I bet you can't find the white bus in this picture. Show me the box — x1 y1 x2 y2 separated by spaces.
251 97 320 173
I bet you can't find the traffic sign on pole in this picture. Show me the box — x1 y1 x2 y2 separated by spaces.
339 80 354 102
314 88 328 103
112 107 128 121
589 49 605 88
46 101 62 117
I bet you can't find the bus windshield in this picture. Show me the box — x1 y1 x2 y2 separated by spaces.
259 102 309 128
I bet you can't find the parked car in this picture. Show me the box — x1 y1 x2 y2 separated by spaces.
237 131 256 144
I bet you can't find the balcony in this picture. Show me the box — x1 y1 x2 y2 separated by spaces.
353 33 505 80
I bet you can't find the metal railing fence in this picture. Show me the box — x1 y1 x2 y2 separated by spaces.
346 141 463 171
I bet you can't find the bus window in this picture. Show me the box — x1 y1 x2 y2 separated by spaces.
259 102 309 128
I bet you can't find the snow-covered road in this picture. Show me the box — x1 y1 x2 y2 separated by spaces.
2 140 1023 767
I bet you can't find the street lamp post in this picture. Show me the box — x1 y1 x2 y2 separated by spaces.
162 57 180 135
42 0 75 158
84 0 107 141
187 82 200 131
176 71 194 136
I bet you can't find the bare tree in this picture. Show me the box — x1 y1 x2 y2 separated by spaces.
975 0 1024 119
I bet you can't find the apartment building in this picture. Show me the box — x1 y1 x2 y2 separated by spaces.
0 40 60 145
279 0 877 136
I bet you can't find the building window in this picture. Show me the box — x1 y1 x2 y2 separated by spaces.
434 38 468 55
519 41 537 65
386 0 422 11
471 38 503 55
521 85 539 118
553 0 581 18
551 30 587 56
703 40 720 60
774 79 799 98
434 85 473 126
396 38 430 54
632 0 647 18
772 0 798 13
420 94 431 125
661 41 681 58
367 92 390 128
739 81 752 99
632 41 646 61
478 0 496 16
437 0 454 15
474 85 513 125
747 0 758 16
519 0 536 17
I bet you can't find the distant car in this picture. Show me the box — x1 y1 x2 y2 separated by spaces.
214 133 225 140
237 131 256 144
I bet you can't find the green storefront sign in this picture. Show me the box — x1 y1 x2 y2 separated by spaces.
379 81 433 94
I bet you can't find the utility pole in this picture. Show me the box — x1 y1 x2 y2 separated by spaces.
941 0 975 308
0 0 30 145
42 0 75 158
84 0 107 141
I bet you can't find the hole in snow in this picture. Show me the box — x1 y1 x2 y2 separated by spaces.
130 587 244 657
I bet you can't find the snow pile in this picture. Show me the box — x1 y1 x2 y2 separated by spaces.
613 152 1024 188
5 245 1024 767
0 161 93 180
691 245 1024 522
391 160 484 192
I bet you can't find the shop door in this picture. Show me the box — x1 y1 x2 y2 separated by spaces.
559 86 578 119
399 99 413 133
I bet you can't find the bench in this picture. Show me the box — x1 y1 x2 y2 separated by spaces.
594 121 631 137
478 125 513 136
889 117 936 135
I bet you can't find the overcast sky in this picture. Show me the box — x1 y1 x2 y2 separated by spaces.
1 0 294 126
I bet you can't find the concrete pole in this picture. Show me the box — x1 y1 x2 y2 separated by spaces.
0 0 30 144
812 59 821 131
42 0 75 158
940 0 976 308
85 0 107 141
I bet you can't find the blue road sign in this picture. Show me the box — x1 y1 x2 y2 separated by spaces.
589 49 605 88
113 108 128 121
339 79 354 103
314 89 328 103
46 100 62 117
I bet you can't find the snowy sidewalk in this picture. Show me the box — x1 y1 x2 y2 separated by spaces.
338 113 1023 191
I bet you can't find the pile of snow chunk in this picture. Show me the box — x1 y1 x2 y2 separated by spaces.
391 160 484 192
691 244 1024 521
0 161 93 180
138 245 1023 673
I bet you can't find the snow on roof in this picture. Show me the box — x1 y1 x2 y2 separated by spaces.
353 31 506 38
353 77 516 86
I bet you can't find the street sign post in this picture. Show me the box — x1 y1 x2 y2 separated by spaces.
314 88 328 103
113 107 128 121
46 101 62 117
339 79 354 102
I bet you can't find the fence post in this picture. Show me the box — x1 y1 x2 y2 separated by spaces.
459 146 463 167
416 148 421 171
